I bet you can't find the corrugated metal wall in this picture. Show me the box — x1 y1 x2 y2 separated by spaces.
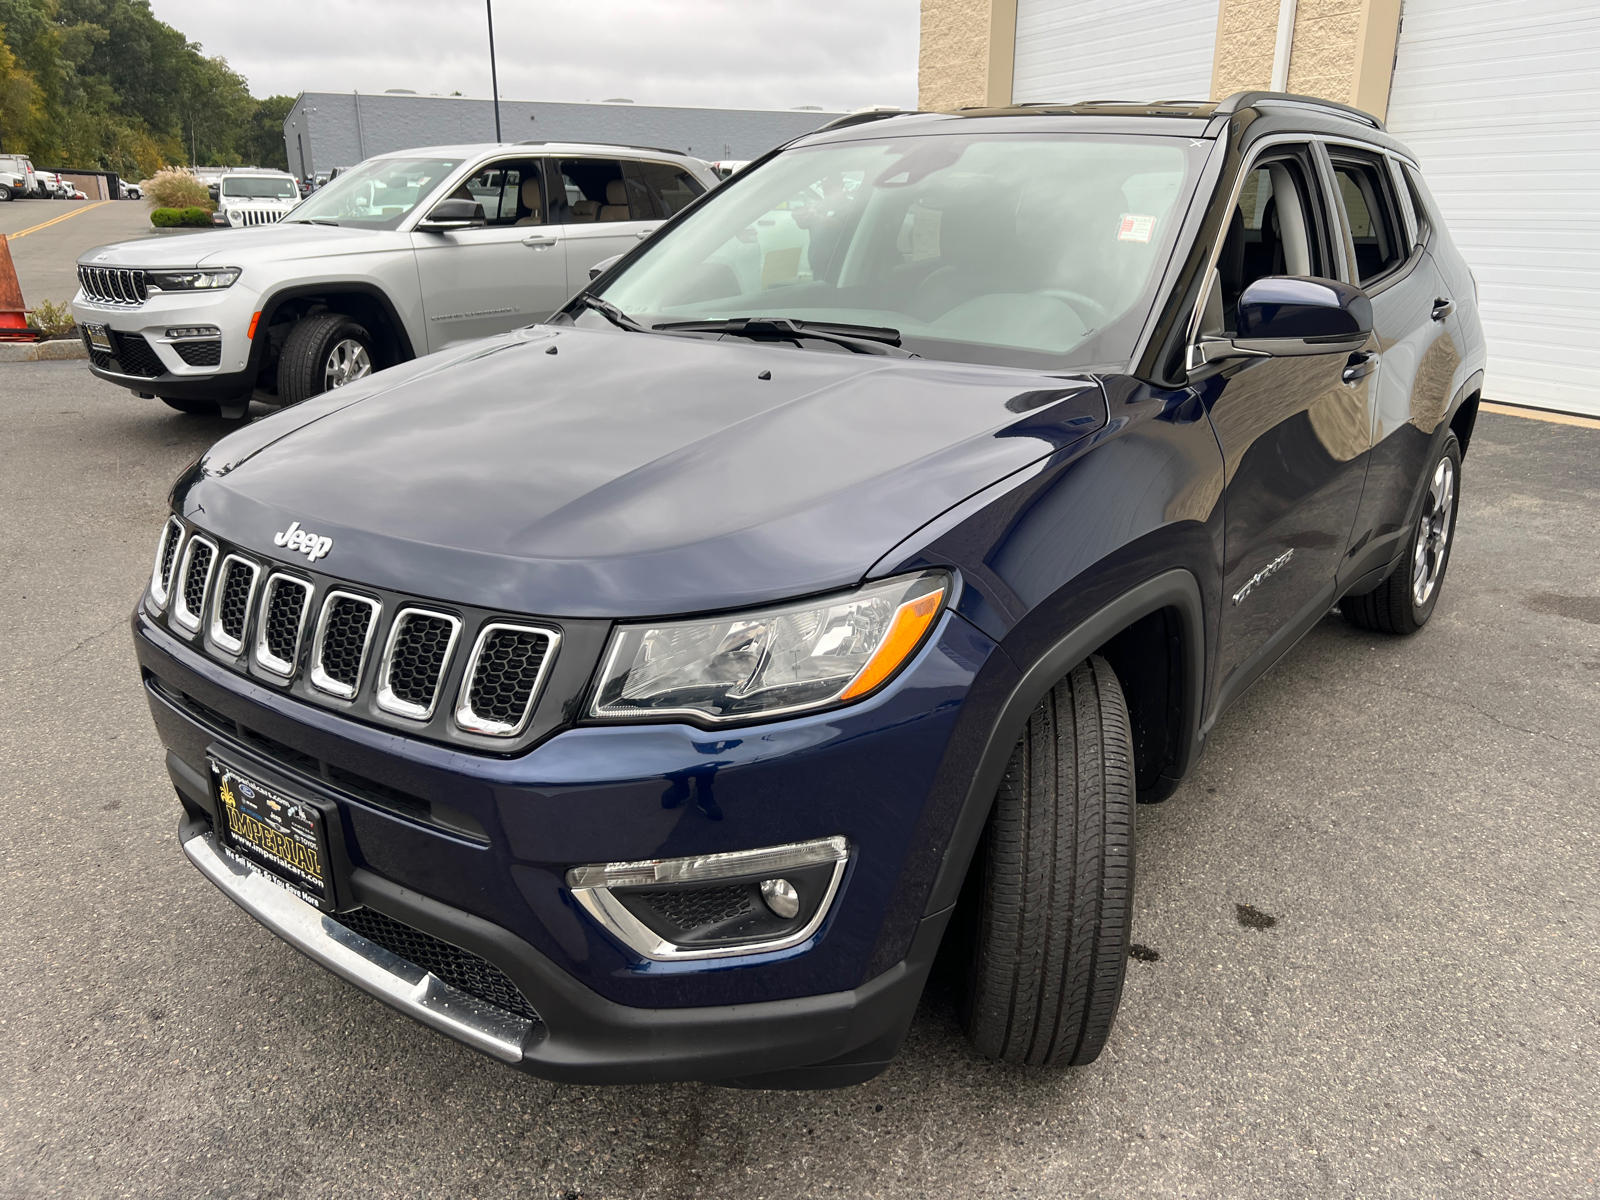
283 95 845 178
1012 0 1220 105
1386 0 1600 415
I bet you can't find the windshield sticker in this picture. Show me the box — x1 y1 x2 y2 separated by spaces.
1118 214 1157 243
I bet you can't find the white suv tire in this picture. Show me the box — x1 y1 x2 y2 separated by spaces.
278 314 376 405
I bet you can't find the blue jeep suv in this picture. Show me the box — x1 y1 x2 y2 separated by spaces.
134 91 1485 1088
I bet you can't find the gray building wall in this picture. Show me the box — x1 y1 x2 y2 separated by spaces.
282 93 847 179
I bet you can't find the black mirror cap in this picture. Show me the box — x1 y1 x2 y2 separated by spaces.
1237 276 1373 342
417 198 486 230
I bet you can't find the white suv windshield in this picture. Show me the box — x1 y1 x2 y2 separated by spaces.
596 134 1203 368
285 157 459 229
222 177 298 199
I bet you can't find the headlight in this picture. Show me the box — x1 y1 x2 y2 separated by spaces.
146 268 240 292
589 571 949 724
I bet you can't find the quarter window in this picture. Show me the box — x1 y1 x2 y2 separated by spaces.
1329 153 1405 284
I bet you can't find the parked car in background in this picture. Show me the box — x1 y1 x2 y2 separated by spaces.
70 187 88 201
708 160 750 179
0 153 40 200
131 93 1483 1088
210 170 302 228
124 182 144 200
71 142 717 416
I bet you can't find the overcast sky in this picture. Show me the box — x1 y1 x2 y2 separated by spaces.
148 0 920 113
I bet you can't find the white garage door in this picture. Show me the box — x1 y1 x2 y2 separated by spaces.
1385 0 1600 415
1013 0 1219 106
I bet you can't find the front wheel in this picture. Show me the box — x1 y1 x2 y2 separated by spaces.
277 313 375 405
0 185 13 202
1342 432 1462 635
961 655 1136 1066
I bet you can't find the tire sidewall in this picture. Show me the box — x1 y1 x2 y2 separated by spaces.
1406 432 1463 628
0 185 12 202
279 314 373 405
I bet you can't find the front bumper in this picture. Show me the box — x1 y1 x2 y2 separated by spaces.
73 287 259 401
139 597 1002 1084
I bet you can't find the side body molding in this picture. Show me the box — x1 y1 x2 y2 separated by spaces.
922 569 1206 918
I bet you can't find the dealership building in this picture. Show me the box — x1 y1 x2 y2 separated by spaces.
281 92 843 180
919 0 1598 416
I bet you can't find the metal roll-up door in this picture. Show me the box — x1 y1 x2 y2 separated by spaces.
1013 0 1220 106
1385 0 1600 415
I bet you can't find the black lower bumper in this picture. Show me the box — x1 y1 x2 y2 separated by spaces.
87 359 256 402
171 755 944 1089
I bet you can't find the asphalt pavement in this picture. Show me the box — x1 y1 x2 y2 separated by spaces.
0 198 179 308
0 367 1596 1199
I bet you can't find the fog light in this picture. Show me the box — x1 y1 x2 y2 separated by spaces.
761 878 799 918
567 836 848 961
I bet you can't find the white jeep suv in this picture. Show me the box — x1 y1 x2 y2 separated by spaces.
71 143 717 416
211 170 302 228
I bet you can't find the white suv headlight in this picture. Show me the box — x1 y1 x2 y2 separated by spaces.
147 268 241 292
589 571 949 724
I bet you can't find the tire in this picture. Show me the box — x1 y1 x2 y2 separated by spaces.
1342 432 1462 635
961 654 1136 1067
277 313 375 405
0 185 12 202
160 396 221 416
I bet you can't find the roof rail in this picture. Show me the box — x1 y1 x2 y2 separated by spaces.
815 109 912 132
1213 90 1383 130
515 140 687 155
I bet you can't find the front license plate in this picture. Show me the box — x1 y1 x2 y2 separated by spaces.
211 760 332 909
82 322 112 352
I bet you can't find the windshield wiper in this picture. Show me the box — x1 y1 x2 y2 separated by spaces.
286 218 340 226
573 292 648 333
652 316 914 357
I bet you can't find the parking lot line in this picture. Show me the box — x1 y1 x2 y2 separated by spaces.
1481 400 1600 431
9 200 111 240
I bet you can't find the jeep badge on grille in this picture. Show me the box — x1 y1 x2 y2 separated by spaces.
273 521 333 562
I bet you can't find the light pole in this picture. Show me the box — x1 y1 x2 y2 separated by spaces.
486 0 502 142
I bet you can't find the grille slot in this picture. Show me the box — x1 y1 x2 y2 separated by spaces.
173 340 222 367
110 332 164 378
634 885 755 932
455 623 560 737
150 517 184 608
310 591 381 699
333 908 540 1024
232 209 284 227
254 574 313 677
172 537 217 632
377 610 461 720
77 265 148 306
208 556 259 654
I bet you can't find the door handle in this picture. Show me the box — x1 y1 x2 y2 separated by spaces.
1431 297 1455 322
521 236 557 249
636 228 657 240
1342 351 1379 385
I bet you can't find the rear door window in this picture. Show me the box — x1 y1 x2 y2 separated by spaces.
635 161 706 217
551 159 641 223
1328 152 1406 284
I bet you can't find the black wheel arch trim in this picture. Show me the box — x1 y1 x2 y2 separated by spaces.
253 281 417 372
921 568 1205 919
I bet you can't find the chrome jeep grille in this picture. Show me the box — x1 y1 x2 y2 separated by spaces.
210 556 259 654
173 537 217 632
310 592 380 699
455 624 560 737
377 610 461 720
78 265 147 306
255 575 312 676
231 209 284 227
150 517 184 608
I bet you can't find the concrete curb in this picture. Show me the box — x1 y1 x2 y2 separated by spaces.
0 339 88 361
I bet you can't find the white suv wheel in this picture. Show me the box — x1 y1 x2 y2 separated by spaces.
324 339 373 390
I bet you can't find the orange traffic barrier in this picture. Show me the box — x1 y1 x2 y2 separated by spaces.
0 234 40 341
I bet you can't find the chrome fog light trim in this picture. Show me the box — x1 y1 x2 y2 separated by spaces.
566 836 848 962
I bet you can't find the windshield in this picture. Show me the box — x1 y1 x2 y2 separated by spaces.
285 157 459 229
595 134 1203 368
222 176 298 200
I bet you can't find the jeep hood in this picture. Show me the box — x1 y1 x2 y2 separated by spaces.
79 223 401 270
179 326 1107 618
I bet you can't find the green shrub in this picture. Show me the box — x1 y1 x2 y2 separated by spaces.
144 167 212 211
180 206 211 226
27 299 77 338
151 207 182 227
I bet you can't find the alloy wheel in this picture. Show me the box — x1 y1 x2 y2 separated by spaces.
323 338 372 390
1411 456 1455 607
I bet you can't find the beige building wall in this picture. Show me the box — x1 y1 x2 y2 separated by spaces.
918 0 1018 111
919 0 1402 119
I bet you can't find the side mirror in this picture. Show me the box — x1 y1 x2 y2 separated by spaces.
588 253 624 282
416 199 486 232
1192 276 1372 371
